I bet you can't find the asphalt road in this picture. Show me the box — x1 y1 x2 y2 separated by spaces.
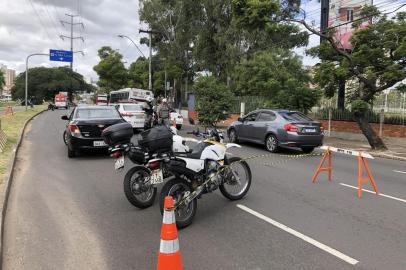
3 110 406 270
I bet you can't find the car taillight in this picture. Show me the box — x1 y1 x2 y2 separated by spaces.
68 123 81 134
148 160 160 170
111 151 122 158
121 112 134 117
284 123 298 132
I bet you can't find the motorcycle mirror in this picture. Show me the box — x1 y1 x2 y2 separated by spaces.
61 115 69 120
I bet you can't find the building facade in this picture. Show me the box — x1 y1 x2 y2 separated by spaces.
328 0 372 50
0 64 16 95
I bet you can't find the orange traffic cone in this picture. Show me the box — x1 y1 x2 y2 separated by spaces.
157 196 183 270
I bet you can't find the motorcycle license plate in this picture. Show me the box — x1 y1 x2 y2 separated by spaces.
114 156 125 170
150 169 163 185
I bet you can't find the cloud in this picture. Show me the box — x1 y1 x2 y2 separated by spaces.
0 0 149 81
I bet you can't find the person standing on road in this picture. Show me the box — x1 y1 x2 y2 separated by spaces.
157 98 170 126
143 96 156 130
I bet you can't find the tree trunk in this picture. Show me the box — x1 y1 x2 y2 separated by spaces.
337 78 345 110
354 113 387 150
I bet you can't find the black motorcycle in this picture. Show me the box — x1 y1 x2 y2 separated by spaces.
102 123 175 209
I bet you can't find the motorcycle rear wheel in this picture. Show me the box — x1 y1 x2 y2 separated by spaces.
159 178 197 229
220 157 252 200
124 167 157 209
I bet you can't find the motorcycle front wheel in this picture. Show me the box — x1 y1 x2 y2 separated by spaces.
159 178 197 229
123 166 157 209
220 157 252 200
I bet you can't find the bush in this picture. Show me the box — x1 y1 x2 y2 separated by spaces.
194 76 233 127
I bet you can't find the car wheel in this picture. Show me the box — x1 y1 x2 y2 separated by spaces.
301 147 315 154
63 131 68 145
229 129 239 143
176 124 182 130
265 134 279 153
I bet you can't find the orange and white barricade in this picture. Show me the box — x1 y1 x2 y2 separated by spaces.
312 146 379 198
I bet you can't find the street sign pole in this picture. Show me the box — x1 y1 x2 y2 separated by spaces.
25 50 74 111
25 53 49 111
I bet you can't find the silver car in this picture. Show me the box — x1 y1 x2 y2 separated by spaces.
227 109 324 153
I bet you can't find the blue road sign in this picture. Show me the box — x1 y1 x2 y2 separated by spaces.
49 49 73 62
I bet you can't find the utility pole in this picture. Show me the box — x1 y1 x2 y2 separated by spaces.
139 29 159 93
60 14 84 69
320 0 329 43
60 14 84 101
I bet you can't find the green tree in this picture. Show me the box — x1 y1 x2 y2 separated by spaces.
93 46 128 92
139 0 308 100
11 67 93 103
128 57 149 89
194 76 233 127
0 69 5 90
233 49 320 113
140 0 199 102
301 8 406 149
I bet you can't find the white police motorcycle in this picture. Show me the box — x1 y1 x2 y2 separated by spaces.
102 124 190 209
159 129 252 228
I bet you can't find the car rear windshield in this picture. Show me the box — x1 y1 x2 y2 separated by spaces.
123 104 143 111
75 108 120 119
280 111 313 122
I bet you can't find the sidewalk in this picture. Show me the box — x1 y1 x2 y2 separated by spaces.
324 131 406 161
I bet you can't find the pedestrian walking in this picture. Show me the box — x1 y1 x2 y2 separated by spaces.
157 98 170 126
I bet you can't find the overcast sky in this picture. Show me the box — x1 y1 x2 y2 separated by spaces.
0 0 323 81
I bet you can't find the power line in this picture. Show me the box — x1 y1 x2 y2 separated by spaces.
26 0 58 48
307 2 406 36
305 0 399 21
41 0 64 48
306 0 403 27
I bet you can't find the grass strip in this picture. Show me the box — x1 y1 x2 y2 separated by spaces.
0 105 46 183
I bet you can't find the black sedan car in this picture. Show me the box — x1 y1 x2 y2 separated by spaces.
61 105 126 158
227 109 323 153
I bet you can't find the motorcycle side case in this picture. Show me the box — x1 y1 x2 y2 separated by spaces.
139 125 173 153
101 122 133 146
128 147 148 164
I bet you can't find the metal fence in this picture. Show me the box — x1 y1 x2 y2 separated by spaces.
309 108 406 125
0 119 7 152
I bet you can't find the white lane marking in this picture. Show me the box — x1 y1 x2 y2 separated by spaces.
236 204 359 265
393 170 406 174
339 183 406 204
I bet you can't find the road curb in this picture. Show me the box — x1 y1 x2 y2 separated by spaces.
0 108 46 269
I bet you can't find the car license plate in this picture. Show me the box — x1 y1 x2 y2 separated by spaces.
150 169 163 185
94 141 107 147
114 156 125 170
304 128 316 133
